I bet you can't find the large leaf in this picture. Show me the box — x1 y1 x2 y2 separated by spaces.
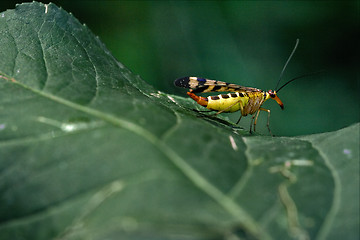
0 2 358 240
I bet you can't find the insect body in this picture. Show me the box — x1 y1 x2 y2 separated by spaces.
174 77 283 134
174 39 306 134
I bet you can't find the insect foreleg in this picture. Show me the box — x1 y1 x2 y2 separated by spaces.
250 108 273 135
259 107 272 136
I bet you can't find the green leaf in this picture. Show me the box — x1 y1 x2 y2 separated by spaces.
0 2 358 240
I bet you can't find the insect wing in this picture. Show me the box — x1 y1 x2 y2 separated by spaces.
174 76 250 93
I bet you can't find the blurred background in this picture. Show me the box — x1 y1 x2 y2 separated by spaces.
1 1 358 136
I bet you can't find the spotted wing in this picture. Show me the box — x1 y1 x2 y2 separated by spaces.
174 76 260 93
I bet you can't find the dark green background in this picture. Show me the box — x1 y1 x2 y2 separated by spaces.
1 1 358 136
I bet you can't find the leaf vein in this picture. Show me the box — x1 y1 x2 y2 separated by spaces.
304 140 341 240
2 76 270 240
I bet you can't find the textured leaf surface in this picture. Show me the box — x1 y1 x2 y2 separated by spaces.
0 2 358 240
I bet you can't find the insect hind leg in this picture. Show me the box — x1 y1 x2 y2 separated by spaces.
236 115 242 124
212 99 244 122
192 109 213 113
193 96 245 126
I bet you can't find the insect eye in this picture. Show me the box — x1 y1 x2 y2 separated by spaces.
268 90 276 98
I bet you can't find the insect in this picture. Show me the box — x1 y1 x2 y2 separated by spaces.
174 39 309 135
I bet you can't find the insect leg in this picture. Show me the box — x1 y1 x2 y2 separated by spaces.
213 106 232 116
259 107 272 136
194 109 213 113
236 101 244 124
253 109 261 132
236 115 242 124
250 114 255 134
213 99 244 123
249 109 261 133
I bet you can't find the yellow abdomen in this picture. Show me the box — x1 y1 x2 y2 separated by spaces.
207 92 249 113
207 91 267 116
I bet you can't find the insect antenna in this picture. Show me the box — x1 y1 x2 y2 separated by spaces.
276 70 324 93
274 39 300 91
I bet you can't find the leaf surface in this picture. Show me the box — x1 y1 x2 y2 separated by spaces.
0 2 358 240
